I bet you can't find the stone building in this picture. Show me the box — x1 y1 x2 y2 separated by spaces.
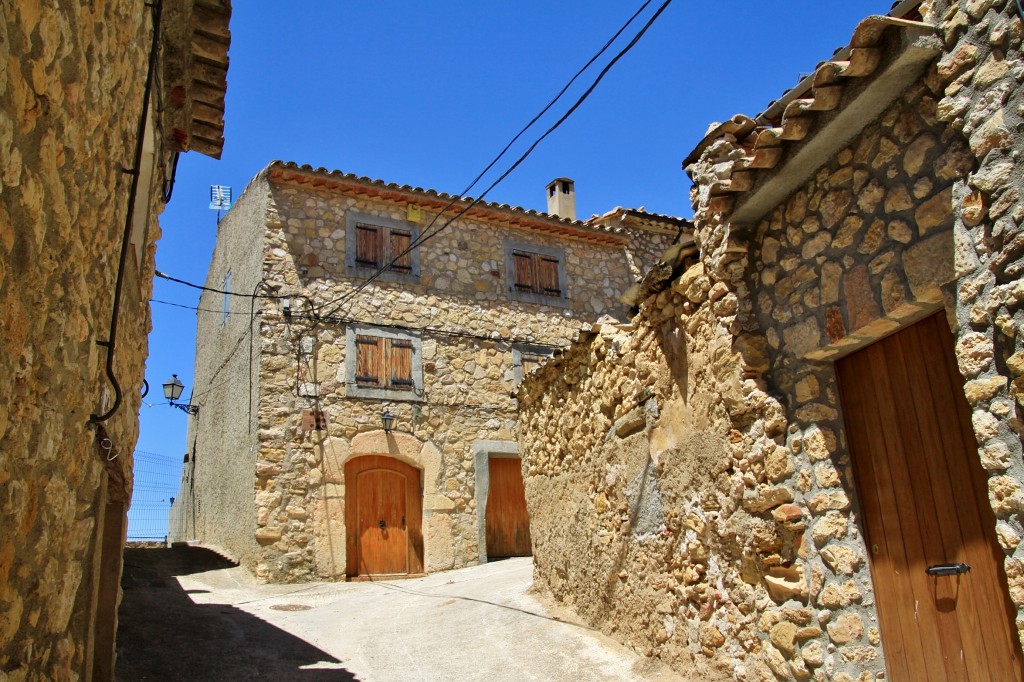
518 1 1024 680
169 162 685 582
0 2 230 679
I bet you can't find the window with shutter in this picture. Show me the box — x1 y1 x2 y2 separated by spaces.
345 213 420 281
512 252 534 292
513 345 555 387
505 242 566 303
537 256 561 296
355 224 382 267
347 326 423 399
389 230 412 273
355 335 382 386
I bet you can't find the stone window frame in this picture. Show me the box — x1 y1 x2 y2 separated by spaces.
345 323 424 401
344 211 421 284
472 440 520 564
512 344 555 387
503 239 568 307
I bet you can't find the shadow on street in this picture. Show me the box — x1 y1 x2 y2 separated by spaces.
116 546 358 681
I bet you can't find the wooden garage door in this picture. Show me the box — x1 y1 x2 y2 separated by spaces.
836 313 1022 681
345 456 423 578
485 457 532 558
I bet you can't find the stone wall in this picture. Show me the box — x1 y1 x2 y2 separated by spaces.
180 168 676 582
0 3 165 679
519 2 1024 680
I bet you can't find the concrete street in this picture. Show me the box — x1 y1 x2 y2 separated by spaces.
116 546 681 681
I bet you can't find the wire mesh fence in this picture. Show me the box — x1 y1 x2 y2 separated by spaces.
127 450 183 542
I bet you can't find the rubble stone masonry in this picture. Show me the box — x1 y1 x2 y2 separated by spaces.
175 171 675 582
519 1 1024 680
0 3 164 679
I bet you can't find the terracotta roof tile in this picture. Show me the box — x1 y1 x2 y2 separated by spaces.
266 161 635 246
682 8 939 222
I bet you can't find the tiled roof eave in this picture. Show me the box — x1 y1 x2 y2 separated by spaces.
683 15 941 224
267 163 629 246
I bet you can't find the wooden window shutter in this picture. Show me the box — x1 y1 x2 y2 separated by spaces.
388 338 414 389
537 256 561 296
355 335 382 385
512 251 534 292
521 352 545 376
389 230 412 273
355 224 382 267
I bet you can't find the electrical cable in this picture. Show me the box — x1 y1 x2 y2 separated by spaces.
375 0 654 277
316 0 673 322
91 0 163 424
151 1 670 408
155 269 320 319
151 297 262 316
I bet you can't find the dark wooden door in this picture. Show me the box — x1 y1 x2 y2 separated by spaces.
836 313 1023 681
345 456 423 577
485 457 532 557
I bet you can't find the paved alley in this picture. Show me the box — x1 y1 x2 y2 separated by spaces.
116 546 680 682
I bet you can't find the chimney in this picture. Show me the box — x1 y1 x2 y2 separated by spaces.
545 178 576 220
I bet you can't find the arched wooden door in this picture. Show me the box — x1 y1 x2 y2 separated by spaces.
345 456 423 578
837 313 1023 680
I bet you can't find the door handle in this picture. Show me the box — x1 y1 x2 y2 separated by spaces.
926 563 970 576
378 519 386 530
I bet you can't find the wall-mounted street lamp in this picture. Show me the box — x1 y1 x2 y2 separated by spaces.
163 374 199 415
381 409 394 433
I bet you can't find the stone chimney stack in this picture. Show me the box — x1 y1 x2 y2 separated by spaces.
545 178 576 220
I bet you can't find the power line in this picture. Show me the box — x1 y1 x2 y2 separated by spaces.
151 297 264 317
315 0 672 322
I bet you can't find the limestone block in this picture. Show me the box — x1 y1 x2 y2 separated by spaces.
989 475 1024 515
963 375 1006 404
971 161 1015 193
782 317 822 359
843 264 880 332
770 621 798 656
256 527 283 545
914 186 954 235
979 441 1012 471
827 613 864 644
764 564 808 603
903 133 937 176
424 513 455 572
956 332 994 377
743 485 795 513
807 491 851 515
904 230 955 303
821 545 862 575
765 446 795 483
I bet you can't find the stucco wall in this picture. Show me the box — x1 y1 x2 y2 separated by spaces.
0 2 167 678
171 175 271 572
519 2 1024 680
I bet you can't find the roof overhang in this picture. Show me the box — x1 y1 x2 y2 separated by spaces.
683 15 941 226
160 0 231 159
267 163 630 246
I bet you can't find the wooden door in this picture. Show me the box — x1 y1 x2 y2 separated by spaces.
344 456 423 577
836 313 1023 681
485 457 532 557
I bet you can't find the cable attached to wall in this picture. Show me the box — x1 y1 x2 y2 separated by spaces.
91 0 164 424
315 0 674 323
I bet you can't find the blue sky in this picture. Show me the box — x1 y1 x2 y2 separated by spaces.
135 1 890 520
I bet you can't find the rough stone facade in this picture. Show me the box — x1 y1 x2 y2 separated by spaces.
519 1 1024 680
0 2 230 679
170 162 681 582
